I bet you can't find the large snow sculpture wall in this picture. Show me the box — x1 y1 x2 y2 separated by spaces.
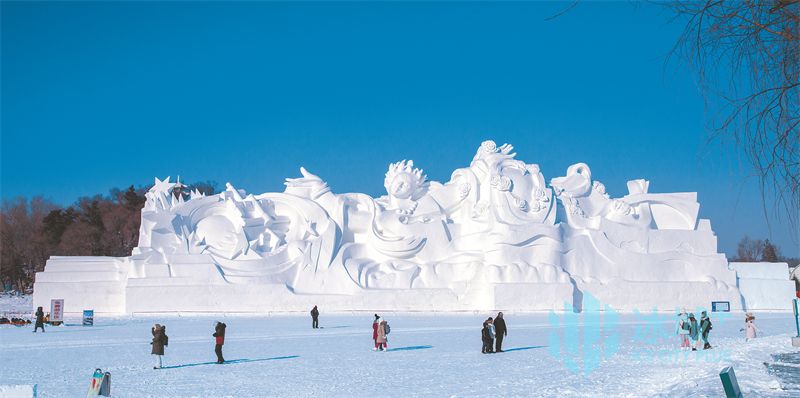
33 141 783 313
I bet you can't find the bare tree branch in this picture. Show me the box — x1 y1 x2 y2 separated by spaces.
668 0 800 240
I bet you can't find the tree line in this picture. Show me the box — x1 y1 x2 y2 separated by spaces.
732 236 798 267
0 181 217 292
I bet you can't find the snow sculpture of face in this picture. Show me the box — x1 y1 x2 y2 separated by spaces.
390 174 416 199
384 160 429 213
195 215 243 255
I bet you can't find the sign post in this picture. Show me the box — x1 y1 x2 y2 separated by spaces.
719 366 743 398
792 299 800 347
50 299 64 326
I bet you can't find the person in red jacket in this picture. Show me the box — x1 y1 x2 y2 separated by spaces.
372 314 380 350
213 322 226 364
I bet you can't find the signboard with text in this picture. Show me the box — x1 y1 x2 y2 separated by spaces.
712 301 731 312
83 310 94 326
50 299 64 322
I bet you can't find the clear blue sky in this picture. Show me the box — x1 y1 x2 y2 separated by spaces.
2 1 797 257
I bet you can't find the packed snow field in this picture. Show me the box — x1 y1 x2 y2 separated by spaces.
2 305 799 397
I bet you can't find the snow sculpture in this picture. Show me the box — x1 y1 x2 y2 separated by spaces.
550 163 742 310
34 140 783 313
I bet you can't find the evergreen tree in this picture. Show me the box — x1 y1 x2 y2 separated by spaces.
761 240 780 262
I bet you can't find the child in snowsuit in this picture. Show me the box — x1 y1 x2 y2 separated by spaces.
688 313 699 351
151 324 168 369
213 322 226 363
699 311 712 349
483 318 496 353
743 313 758 341
676 312 690 350
33 306 45 333
481 321 491 353
488 318 496 352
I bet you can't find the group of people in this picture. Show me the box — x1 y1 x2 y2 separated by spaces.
30 303 769 368
675 309 764 351
0 316 30 326
675 310 712 351
309 308 392 352
149 321 225 369
481 312 507 354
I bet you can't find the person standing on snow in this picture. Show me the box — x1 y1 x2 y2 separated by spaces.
699 311 712 350
151 324 168 369
33 306 45 333
743 313 759 341
375 318 388 351
494 312 507 353
213 322 226 363
372 314 380 350
310 305 320 329
676 312 690 350
688 313 699 351
486 317 496 353
481 320 491 354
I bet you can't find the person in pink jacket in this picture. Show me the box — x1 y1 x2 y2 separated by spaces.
743 312 759 341
375 319 388 351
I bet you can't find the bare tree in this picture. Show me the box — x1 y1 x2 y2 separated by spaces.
669 1 799 237
0 197 58 291
735 235 766 261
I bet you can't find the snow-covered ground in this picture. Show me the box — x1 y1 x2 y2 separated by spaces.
0 294 33 317
1 302 799 397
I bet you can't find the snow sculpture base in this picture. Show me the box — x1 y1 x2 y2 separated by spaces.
32 140 790 313
56 281 575 314
577 281 743 312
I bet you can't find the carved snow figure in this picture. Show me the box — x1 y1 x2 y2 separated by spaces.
549 163 742 309
34 139 780 314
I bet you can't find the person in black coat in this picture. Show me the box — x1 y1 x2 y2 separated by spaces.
310 305 320 329
33 306 45 333
494 312 507 352
213 322 226 364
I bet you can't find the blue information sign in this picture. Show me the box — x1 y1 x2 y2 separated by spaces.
83 309 94 326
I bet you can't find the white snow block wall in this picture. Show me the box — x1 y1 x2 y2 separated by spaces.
32 257 126 313
0 385 37 398
731 262 794 310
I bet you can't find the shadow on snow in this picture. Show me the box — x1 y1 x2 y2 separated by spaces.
503 346 546 352
386 345 433 352
160 355 299 369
